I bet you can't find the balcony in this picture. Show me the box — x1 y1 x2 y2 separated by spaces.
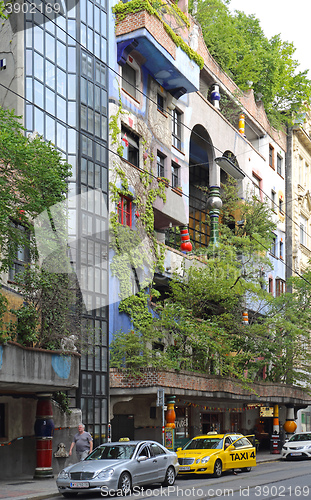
114 7 200 98
0 341 80 394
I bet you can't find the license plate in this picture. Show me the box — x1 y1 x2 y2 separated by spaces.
70 482 90 488
179 466 190 471
290 452 302 456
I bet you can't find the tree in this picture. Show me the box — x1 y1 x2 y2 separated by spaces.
0 107 71 272
0 107 73 347
192 0 311 127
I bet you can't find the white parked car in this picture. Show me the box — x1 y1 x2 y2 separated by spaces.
281 432 311 460
57 440 179 497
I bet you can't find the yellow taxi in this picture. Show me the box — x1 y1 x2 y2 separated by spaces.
176 432 256 478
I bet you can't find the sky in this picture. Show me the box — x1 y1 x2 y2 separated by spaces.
228 0 310 76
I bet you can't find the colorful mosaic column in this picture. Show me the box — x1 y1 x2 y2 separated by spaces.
34 394 55 479
165 396 176 450
207 186 222 246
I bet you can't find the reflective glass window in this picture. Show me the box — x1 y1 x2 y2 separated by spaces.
33 25 43 53
46 87 55 115
45 32 55 62
57 68 67 97
57 40 66 70
45 60 55 89
34 80 44 108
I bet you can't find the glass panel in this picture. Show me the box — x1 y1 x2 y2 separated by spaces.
101 11 106 37
34 53 44 81
25 23 33 47
80 0 87 22
81 158 87 183
26 77 33 102
45 115 55 144
101 37 107 62
88 81 94 108
87 0 93 28
57 40 66 70
68 19 76 42
81 23 87 48
81 105 87 130
95 347 100 370
57 95 66 122
101 347 107 371
94 164 100 187
101 89 107 115
57 68 67 97
88 108 94 134
68 74 76 100
68 101 76 126
57 122 66 151
88 161 94 186
57 25 66 44
95 86 100 109
95 375 101 395
46 87 55 115
45 20 55 35
68 129 76 154
94 33 100 58
33 25 43 53
87 27 93 52
94 6 100 32
68 155 76 179
45 32 55 62
94 399 100 423
25 105 33 130
68 47 76 73
26 49 33 75
45 60 55 89
34 107 44 136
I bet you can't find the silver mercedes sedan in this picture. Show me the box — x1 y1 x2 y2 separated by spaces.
56 440 179 497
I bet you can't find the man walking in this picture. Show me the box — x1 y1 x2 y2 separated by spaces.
69 423 93 461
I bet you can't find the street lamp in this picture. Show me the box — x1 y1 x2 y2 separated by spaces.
214 156 245 180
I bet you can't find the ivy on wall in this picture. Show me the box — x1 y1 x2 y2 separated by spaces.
112 0 204 69
109 100 167 301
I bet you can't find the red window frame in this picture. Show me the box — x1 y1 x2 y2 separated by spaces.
118 195 132 227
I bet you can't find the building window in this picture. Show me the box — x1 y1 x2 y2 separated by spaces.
271 190 276 212
299 156 303 185
280 241 283 259
118 195 132 228
122 62 137 99
8 224 29 282
121 127 139 168
172 109 182 150
157 151 165 178
270 235 276 256
269 144 274 169
279 198 284 215
300 215 307 246
277 154 282 176
252 173 261 199
276 279 286 296
171 161 180 188
157 94 164 113
268 277 273 295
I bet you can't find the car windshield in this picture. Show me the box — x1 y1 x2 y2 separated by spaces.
183 438 223 450
289 434 311 442
85 444 136 460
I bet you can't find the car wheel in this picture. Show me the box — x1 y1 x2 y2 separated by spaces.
242 467 251 472
213 459 222 478
118 471 132 495
162 466 175 486
61 494 78 498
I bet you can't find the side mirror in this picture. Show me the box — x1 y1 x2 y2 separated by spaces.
176 448 182 451
137 456 148 462
227 445 235 451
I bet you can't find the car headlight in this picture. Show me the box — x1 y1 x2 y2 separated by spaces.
282 446 287 451
201 456 211 464
96 468 115 479
58 470 69 479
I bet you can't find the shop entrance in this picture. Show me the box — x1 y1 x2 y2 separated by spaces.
201 413 223 433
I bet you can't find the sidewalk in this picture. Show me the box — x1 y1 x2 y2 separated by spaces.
0 452 281 500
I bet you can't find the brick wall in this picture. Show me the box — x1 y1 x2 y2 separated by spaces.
115 11 176 60
110 367 311 403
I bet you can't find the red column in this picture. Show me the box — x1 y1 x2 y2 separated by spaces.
34 394 55 479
